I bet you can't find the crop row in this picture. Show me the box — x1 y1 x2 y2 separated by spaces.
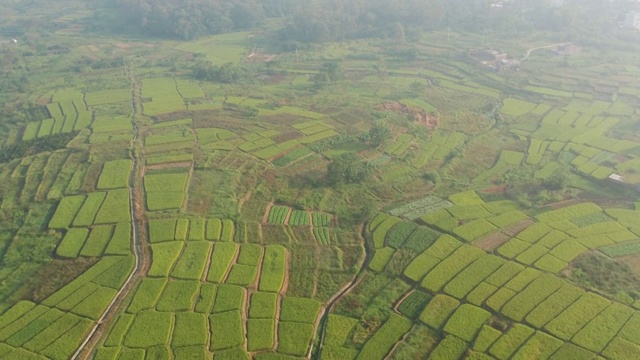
268 206 289 224
314 227 331 246
289 210 310 226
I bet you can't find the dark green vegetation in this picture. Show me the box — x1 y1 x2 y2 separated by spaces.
1 0 640 359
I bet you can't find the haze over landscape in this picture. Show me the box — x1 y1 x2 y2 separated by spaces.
1 0 640 359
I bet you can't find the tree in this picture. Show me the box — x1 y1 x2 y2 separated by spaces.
327 153 372 184
368 122 392 147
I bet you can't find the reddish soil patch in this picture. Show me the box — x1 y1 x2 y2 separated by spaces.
542 199 582 210
377 102 439 128
502 219 535 237
480 185 507 194
145 161 191 171
474 231 511 251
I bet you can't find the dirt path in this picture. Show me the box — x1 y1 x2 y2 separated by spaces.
72 59 150 360
262 200 275 224
521 42 572 62
314 224 370 360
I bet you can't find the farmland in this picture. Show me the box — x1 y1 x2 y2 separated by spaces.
1 1 640 359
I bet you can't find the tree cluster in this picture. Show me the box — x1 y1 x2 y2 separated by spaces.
109 0 274 39
192 62 253 83
327 153 373 185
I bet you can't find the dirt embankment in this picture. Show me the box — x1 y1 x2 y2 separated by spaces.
377 102 439 128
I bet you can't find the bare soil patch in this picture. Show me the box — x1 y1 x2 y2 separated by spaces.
377 102 439 128
474 231 511 251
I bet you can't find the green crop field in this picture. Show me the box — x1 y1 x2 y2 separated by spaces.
3 3 640 359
